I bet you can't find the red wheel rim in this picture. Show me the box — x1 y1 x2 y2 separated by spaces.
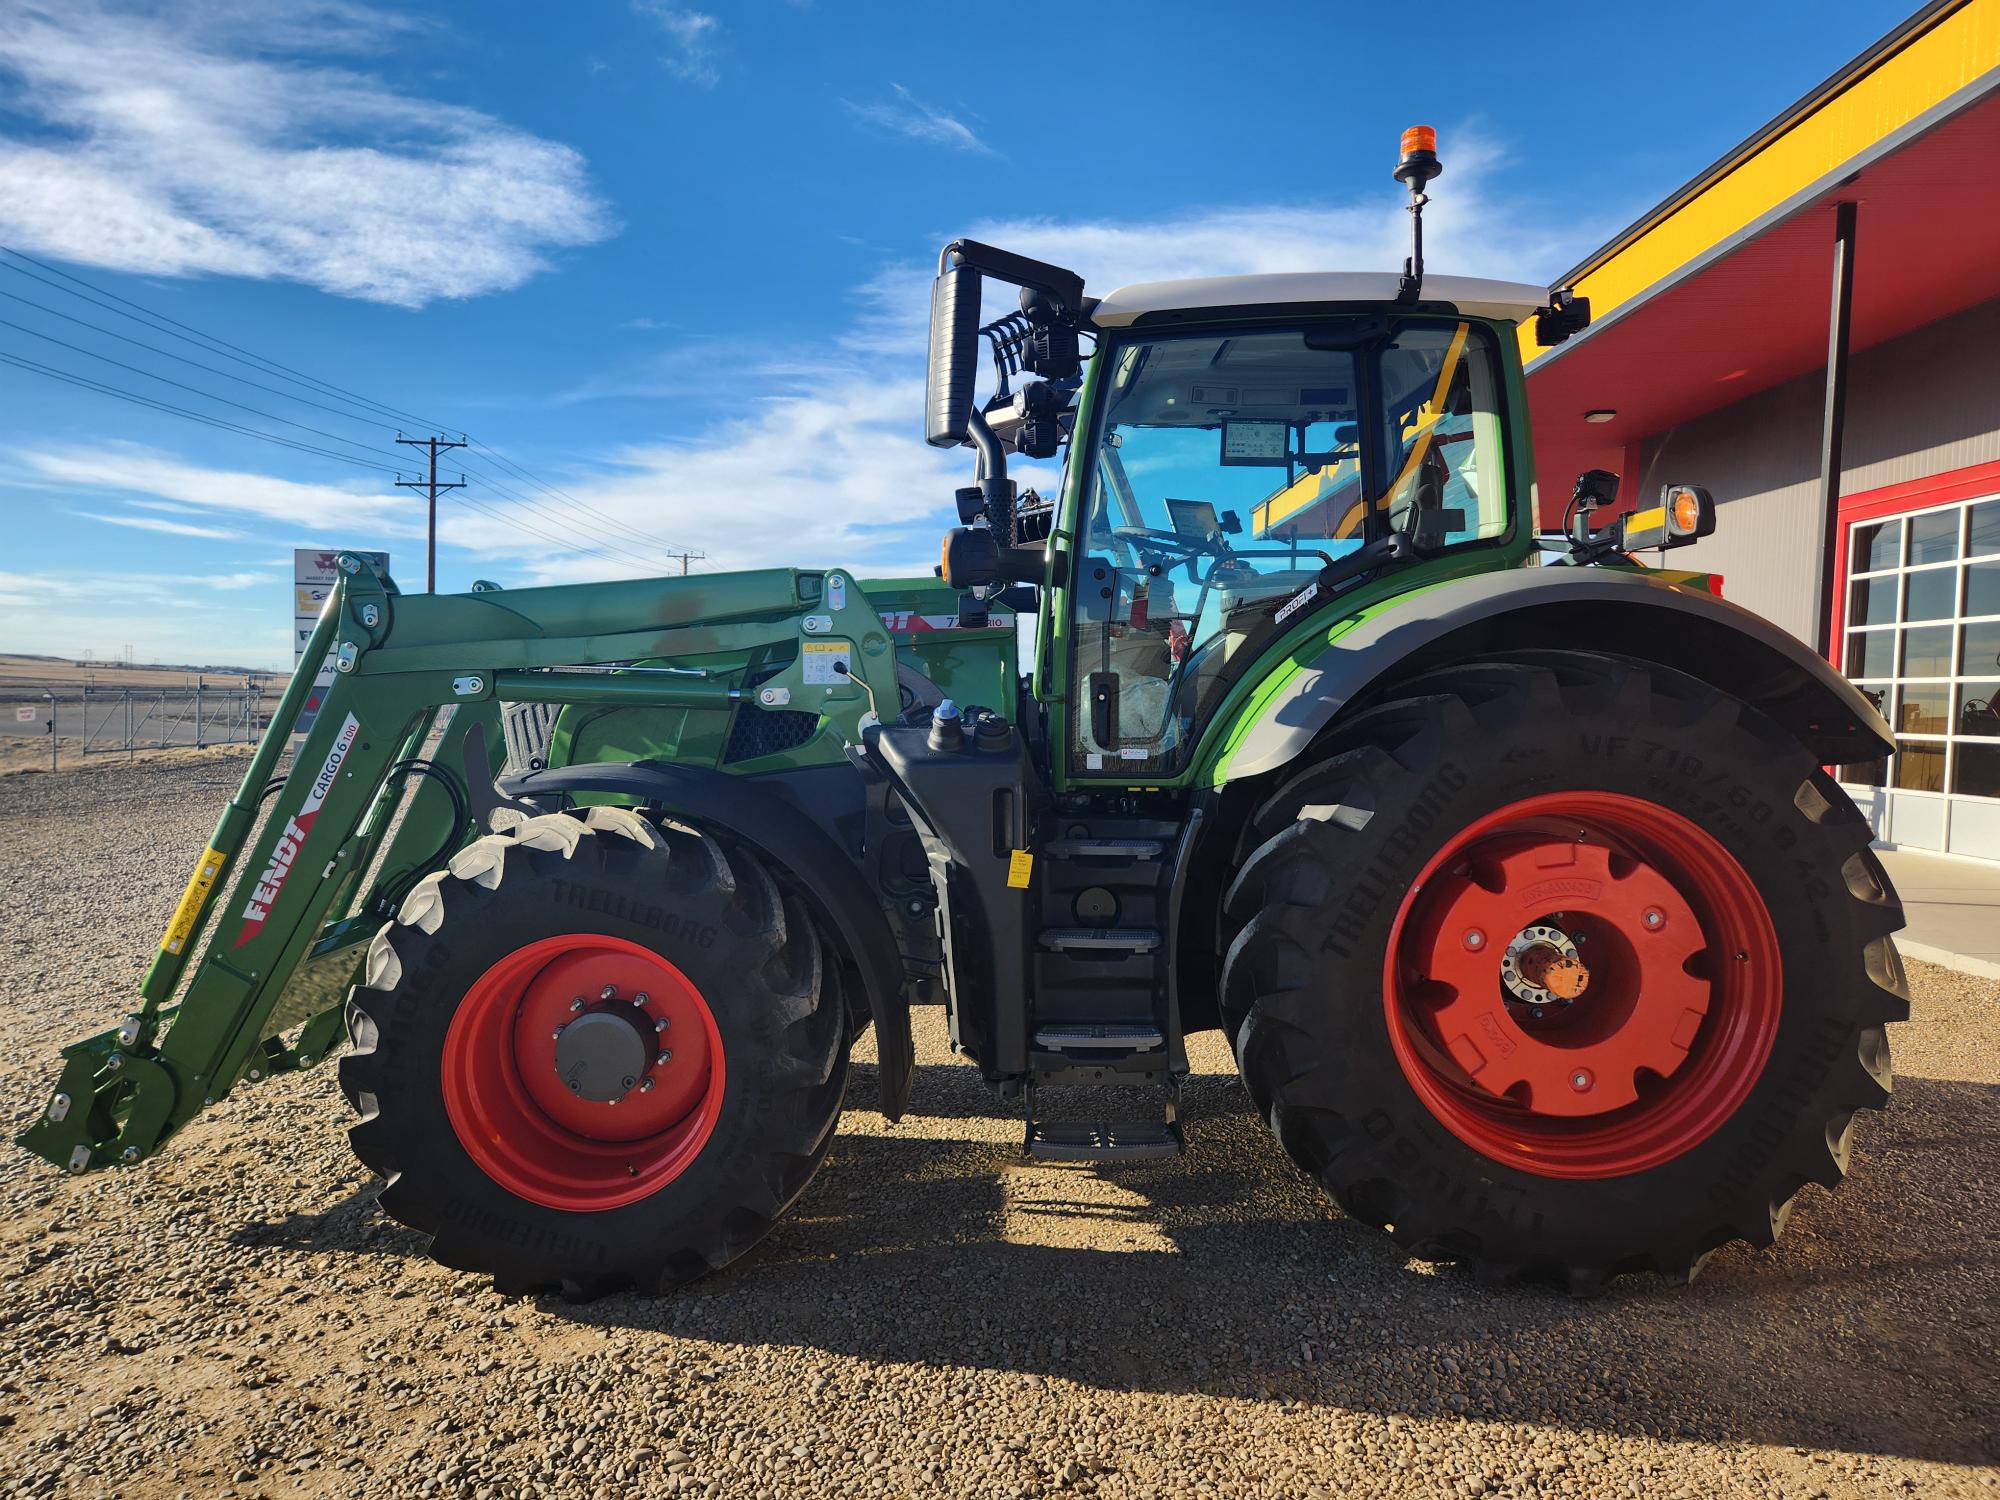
1382 791 1780 1179
441 934 725 1211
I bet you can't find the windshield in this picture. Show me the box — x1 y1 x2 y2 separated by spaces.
1067 318 1509 775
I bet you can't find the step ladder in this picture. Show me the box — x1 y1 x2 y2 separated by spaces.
1023 1074 1183 1162
1021 811 1200 1164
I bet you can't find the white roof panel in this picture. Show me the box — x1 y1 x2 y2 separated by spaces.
1090 272 1549 328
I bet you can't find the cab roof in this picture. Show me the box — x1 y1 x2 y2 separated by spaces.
1090 272 1549 328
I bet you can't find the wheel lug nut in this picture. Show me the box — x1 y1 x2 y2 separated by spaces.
658 1049 673 1065
654 1017 670 1033
600 985 617 1001
1462 929 1486 952
1570 1069 1593 1092
639 1077 655 1093
633 991 650 1007
1642 908 1665 931
569 996 585 1012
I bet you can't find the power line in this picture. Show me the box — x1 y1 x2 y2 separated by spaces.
454 460 708 572
0 286 409 434
454 470 701 573
449 490 667 574
464 437 697 557
0 313 408 470
0 351 404 474
0 244 719 577
0 244 448 432
0 278 641 558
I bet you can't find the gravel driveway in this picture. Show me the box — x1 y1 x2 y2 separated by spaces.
1 758 1995 1499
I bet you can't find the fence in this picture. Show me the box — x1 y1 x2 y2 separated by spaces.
78 685 269 756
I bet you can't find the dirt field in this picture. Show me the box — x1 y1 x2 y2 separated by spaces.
0 739 254 777
0 758 1994 1499
0 655 276 693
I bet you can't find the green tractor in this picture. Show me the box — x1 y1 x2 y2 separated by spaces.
21 132 1907 1295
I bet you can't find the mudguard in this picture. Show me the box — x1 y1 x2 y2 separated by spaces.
502 759 914 1122
1221 567 1895 781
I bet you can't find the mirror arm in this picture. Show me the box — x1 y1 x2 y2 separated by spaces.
965 406 1018 540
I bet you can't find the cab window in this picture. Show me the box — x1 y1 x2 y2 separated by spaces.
1067 319 1508 775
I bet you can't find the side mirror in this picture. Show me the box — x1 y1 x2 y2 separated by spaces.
1615 484 1716 552
926 262 983 448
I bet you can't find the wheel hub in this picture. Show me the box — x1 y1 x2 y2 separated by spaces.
553 1003 658 1103
1501 923 1589 1006
1401 830 1708 1118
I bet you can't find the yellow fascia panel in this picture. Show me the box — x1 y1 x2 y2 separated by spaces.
1522 0 2000 369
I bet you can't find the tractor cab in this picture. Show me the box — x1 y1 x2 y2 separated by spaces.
928 256 1560 784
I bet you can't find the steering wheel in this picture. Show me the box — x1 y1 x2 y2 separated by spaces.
1111 525 1226 577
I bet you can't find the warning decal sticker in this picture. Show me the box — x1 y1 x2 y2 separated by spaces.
801 640 851 686
160 847 228 956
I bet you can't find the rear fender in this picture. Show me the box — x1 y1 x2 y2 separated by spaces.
502 759 914 1121
1219 568 1894 782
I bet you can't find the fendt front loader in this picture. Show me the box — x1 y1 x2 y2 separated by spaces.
22 131 1908 1296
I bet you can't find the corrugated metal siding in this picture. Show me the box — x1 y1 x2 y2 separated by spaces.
1636 294 2000 644
1637 376 1823 641
1843 295 2000 492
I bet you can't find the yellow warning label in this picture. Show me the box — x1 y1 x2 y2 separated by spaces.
160 846 227 955
800 638 851 686
1006 849 1034 889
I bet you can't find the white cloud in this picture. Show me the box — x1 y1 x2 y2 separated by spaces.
0 1 614 307
846 134 1576 355
845 85 995 156
75 509 241 540
634 4 722 87
18 445 421 538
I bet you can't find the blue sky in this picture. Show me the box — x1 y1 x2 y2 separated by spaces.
0 0 1908 669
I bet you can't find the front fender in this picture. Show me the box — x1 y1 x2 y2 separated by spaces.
502 759 914 1122
1220 568 1893 782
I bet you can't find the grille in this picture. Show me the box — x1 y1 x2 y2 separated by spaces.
722 702 822 762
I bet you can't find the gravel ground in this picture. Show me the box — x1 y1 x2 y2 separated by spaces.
1 758 1995 1500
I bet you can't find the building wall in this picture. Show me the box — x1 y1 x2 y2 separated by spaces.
1637 294 2000 644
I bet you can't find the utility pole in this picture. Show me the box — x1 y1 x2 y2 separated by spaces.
395 434 467 593
665 550 706 575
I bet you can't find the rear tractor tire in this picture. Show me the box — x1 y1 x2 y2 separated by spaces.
339 807 848 1298
1220 651 1909 1290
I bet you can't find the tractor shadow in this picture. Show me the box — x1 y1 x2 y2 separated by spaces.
227 1051 1999 1467
557 1060 2000 1468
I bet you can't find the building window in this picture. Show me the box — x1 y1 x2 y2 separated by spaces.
1839 490 2000 857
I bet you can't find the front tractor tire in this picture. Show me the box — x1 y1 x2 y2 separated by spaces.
1220 651 1909 1291
339 808 848 1298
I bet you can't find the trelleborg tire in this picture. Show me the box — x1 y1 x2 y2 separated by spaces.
338 806 848 1298
1218 650 1908 1290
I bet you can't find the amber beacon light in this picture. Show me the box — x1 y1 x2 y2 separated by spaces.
1395 125 1441 187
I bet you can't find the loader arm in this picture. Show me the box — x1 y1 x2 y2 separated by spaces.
18 552 899 1177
